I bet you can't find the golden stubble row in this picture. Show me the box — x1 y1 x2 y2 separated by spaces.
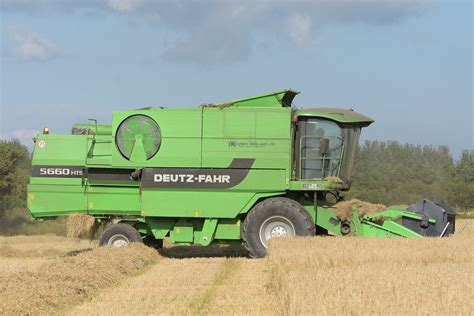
0 219 472 315
265 227 474 315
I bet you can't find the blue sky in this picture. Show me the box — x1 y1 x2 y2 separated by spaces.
1 0 472 156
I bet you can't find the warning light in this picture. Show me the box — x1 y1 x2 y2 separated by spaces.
43 127 49 134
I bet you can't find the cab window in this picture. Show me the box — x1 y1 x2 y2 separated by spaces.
297 118 343 180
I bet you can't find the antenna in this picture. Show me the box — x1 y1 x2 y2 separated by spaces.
88 118 98 135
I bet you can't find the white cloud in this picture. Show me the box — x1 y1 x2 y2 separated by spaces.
0 129 40 149
105 0 144 13
1 1 430 64
7 26 61 62
12 129 41 139
127 1 429 64
0 0 103 12
288 13 313 45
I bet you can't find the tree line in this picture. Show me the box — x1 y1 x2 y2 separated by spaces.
0 140 30 218
0 139 473 221
346 140 473 210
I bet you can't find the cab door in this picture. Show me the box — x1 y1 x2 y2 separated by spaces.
295 117 344 180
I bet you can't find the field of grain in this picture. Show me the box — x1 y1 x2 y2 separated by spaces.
1 220 473 315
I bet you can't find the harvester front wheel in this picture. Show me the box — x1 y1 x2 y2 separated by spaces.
99 223 143 248
243 197 315 258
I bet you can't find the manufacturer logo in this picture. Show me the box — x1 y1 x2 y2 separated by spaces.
154 174 230 184
38 140 46 148
141 158 256 189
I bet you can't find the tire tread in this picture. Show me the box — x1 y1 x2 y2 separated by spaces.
99 223 143 246
242 197 315 258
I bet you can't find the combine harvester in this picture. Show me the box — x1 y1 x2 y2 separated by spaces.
27 90 455 257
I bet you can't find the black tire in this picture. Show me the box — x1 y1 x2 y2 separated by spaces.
242 197 315 258
143 235 164 249
99 223 143 247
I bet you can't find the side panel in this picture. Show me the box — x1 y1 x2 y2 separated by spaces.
141 190 198 217
86 135 112 166
202 107 292 169
141 168 287 218
28 184 87 217
29 107 293 220
32 134 88 165
87 186 141 215
214 218 241 240
112 108 202 168
28 135 88 218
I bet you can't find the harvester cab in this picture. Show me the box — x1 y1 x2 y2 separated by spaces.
293 107 373 191
27 89 455 257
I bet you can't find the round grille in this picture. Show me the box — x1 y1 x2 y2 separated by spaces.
116 115 161 160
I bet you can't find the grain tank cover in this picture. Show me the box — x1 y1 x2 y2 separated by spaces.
217 89 299 108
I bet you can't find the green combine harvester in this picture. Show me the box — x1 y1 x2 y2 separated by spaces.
27 89 455 257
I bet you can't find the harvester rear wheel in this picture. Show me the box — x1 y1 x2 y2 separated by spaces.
99 223 143 248
242 197 315 258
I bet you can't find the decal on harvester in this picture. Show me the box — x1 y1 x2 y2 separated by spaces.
228 140 276 148
31 166 83 178
153 174 231 184
141 158 255 189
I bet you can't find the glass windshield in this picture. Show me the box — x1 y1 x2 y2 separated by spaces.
297 118 343 180
339 127 361 185
296 118 361 187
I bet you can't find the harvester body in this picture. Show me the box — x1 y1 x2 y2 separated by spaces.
27 90 455 252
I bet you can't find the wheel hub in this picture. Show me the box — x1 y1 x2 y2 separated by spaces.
259 216 295 248
270 225 288 238
108 234 130 248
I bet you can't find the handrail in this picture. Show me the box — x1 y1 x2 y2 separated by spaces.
298 135 344 180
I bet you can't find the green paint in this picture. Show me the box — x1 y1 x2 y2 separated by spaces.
144 217 176 239
197 218 218 246
296 108 374 126
313 206 342 235
72 123 112 135
314 206 431 237
27 89 431 246
170 219 194 243
216 89 298 108
214 218 241 240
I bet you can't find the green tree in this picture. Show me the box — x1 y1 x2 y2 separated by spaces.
0 140 30 217
447 150 474 211
347 140 459 207
454 150 474 182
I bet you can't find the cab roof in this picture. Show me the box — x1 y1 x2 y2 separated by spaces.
295 108 374 126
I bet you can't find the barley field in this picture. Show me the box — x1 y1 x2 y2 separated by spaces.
1 220 473 315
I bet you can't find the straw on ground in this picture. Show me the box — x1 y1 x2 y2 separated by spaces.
1 219 472 315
